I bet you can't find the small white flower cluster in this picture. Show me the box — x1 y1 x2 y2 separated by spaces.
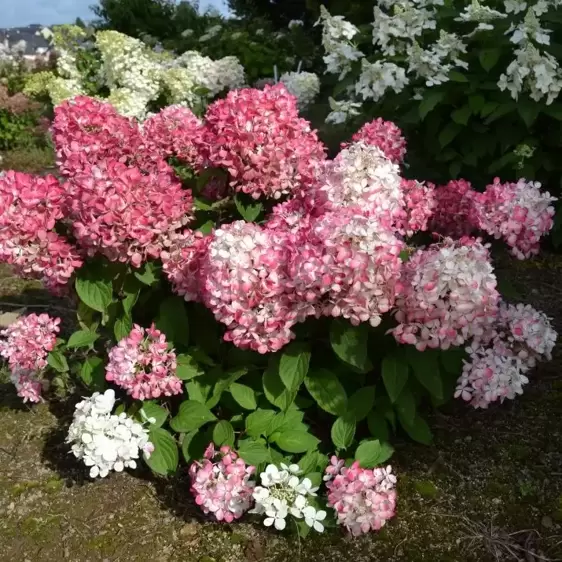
326 97 362 125
279 71 320 109
251 464 326 532
288 20 304 29
66 389 154 478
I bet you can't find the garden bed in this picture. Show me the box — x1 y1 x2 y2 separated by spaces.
1 257 561 562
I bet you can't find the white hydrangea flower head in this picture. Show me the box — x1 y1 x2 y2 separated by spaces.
355 59 409 101
66 389 154 478
279 71 320 109
326 97 362 124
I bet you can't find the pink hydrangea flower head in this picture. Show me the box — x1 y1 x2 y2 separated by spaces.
201 84 326 199
105 324 182 400
64 159 193 267
393 237 499 350
289 208 404 327
476 178 556 259
189 443 256 522
344 117 407 164
0 171 82 291
199 221 305 353
430 179 480 238
324 458 397 536
142 105 205 168
265 198 311 238
10 369 43 403
51 96 152 177
397 179 436 236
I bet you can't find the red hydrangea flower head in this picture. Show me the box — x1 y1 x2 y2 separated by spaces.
201 84 327 199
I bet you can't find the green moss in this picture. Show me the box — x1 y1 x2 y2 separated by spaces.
43 477 64 494
229 532 248 545
86 535 115 554
198 557 217 562
414 480 439 498
10 481 41 496
20 515 62 539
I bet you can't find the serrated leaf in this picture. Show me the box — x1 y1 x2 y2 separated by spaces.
367 411 389 442
518 103 540 128
155 296 189 346
449 70 468 82
263 356 297 411
139 402 168 428
181 429 210 463
212 420 235 446
395 389 416 426
297 451 319 474
234 194 263 222
438 122 462 148
479 48 501 72
440 348 466 375
75 273 112 312
47 350 68 373
113 314 132 341
145 428 178 475
176 354 204 380
121 278 140 314
230 382 257 410
279 342 311 391
80 356 105 388
67 329 99 349
347 386 375 422
305 368 347 416
274 430 320 453
407 349 443 400
331 416 356 450
381 355 409 403
237 441 270 465
355 439 394 468
451 105 471 126
419 90 445 120
170 400 216 432
330 318 371 372
468 95 486 113
245 409 276 439
134 262 160 286
197 220 214 234
400 413 433 445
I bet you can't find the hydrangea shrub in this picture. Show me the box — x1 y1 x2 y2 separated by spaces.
0 84 557 537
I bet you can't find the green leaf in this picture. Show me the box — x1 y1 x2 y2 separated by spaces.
134 262 160 286
468 95 486 113
330 318 371 372
297 451 319 474
440 348 466 375
206 367 247 409
518 102 540 128
176 354 204 380
305 368 347 416
367 411 389 442
279 342 311 391
263 356 297 411
545 104 562 121
197 220 214 234
419 90 445 120
381 354 409 403
347 386 376 422
186 379 211 403
212 420 235 446
395 389 416 426
121 278 140 314
145 427 178 476
80 356 105 388
139 402 168 428
274 430 320 453
75 273 112 312
245 409 276 439
47 350 68 373
66 329 99 349
155 296 189 346
170 400 216 432
407 349 443 400
181 429 210 463
230 382 257 410
400 414 433 445
237 440 271 465
331 416 356 450
448 70 468 82
438 122 462 148
479 48 501 72
193 197 213 211
484 103 515 124
234 195 263 222
77 301 99 331
451 105 471 126
113 314 132 341
355 439 394 468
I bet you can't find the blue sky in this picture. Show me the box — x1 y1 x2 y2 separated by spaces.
2 0 228 28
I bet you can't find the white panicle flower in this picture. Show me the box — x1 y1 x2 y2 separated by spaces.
323 42 364 79
355 59 409 101
288 19 304 29
41 27 54 40
509 8 551 45
181 29 194 38
316 5 359 45
325 97 362 124
66 389 154 478
407 42 451 86
251 463 324 533
504 0 527 13
455 0 507 24
280 71 320 109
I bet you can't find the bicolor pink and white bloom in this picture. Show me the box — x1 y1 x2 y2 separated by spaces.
325 457 397 536
394 237 499 350
397 178 436 236
189 443 256 522
105 324 182 400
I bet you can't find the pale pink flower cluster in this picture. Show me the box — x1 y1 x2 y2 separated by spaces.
394 237 500 350
476 178 556 259
0 171 83 293
344 117 407 164
430 179 480 238
456 302 557 408
199 84 326 199
105 324 182 400
0 313 60 403
189 443 255 522
64 159 193 267
324 456 397 536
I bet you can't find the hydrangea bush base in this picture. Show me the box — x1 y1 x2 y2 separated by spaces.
0 84 557 538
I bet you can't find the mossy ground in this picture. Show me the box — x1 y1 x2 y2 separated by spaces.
1 257 562 562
